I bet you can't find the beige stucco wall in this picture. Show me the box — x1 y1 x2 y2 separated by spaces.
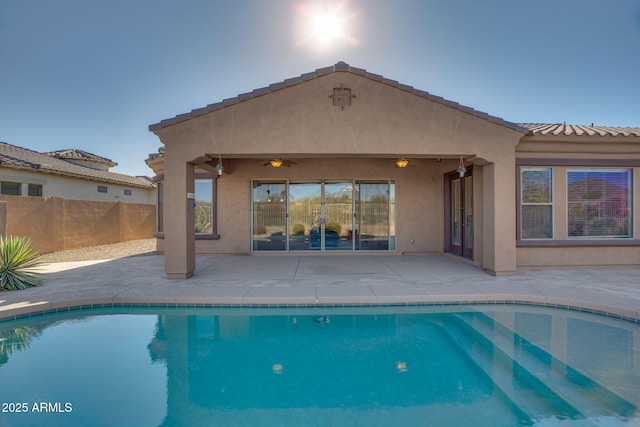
190 158 454 255
0 168 155 203
0 195 155 253
515 136 640 269
517 246 640 269
155 72 521 161
152 71 525 277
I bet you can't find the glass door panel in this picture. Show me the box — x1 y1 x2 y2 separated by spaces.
451 179 462 248
252 182 286 251
288 182 322 251
463 176 473 257
324 181 354 250
356 182 390 250
448 172 473 259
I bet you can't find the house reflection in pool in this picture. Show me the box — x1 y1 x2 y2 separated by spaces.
147 307 640 425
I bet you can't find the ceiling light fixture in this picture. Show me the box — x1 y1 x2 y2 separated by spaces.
395 158 409 168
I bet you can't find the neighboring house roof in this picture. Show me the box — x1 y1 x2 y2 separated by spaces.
149 61 525 133
44 149 118 168
520 123 640 137
0 142 154 188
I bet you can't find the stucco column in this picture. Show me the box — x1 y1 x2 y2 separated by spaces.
164 157 195 279
482 159 516 275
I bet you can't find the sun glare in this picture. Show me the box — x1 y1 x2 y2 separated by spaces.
294 0 359 53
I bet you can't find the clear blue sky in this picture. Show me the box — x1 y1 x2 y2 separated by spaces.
2 0 639 176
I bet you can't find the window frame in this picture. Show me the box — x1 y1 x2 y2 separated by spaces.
1 181 22 196
566 168 633 239
28 184 43 197
194 178 215 236
156 181 163 233
519 167 553 240
194 175 219 239
154 176 219 240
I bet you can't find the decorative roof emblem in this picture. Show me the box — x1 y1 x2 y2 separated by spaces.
329 84 355 110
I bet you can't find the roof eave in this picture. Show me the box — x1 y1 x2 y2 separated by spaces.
149 61 526 134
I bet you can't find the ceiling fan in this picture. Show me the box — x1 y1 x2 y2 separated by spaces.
262 158 298 168
394 158 423 168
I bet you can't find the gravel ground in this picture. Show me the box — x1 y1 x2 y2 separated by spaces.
37 238 158 263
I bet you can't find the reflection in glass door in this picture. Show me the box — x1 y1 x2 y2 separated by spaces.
324 181 353 250
252 182 286 251
356 182 392 250
252 180 394 252
288 182 322 250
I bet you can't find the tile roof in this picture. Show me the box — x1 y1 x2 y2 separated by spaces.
149 61 526 133
0 142 154 188
520 123 640 137
44 149 117 167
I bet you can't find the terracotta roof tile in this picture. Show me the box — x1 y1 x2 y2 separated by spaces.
520 123 640 137
149 61 526 133
44 148 117 167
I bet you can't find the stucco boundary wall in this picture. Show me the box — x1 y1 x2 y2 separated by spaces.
0 195 155 253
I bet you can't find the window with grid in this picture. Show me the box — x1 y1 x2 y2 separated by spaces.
1 182 21 195
520 168 553 239
28 184 43 197
567 169 632 238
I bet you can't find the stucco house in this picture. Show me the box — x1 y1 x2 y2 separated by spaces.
147 61 640 279
0 142 155 203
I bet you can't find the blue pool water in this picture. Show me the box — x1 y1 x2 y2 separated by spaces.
0 305 638 426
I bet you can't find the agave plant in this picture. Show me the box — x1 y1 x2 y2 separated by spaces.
0 236 42 290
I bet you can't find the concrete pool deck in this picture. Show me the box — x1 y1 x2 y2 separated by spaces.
1 254 639 322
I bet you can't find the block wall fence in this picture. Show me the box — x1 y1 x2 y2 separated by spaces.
0 195 155 253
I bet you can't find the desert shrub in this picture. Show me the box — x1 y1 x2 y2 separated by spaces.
325 222 342 234
0 236 42 291
253 224 267 234
292 223 306 235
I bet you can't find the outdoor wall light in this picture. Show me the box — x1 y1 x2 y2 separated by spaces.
269 159 284 168
216 155 224 176
395 158 409 168
457 156 467 177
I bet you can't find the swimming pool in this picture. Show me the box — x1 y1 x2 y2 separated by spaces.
0 305 638 426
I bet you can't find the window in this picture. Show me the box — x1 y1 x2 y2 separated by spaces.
195 179 214 234
568 169 632 238
1 182 21 195
28 184 43 197
124 189 132 196
156 182 163 233
252 179 395 251
154 179 217 236
520 168 553 239
97 185 108 193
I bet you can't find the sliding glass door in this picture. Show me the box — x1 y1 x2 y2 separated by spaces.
288 182 321 251
252 182 286 251
252 180 394 252
324 181 354 250
355 182 394 250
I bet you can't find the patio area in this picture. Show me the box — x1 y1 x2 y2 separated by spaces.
1 254 639 322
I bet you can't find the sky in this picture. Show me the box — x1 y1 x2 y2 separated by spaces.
1 0 639 177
